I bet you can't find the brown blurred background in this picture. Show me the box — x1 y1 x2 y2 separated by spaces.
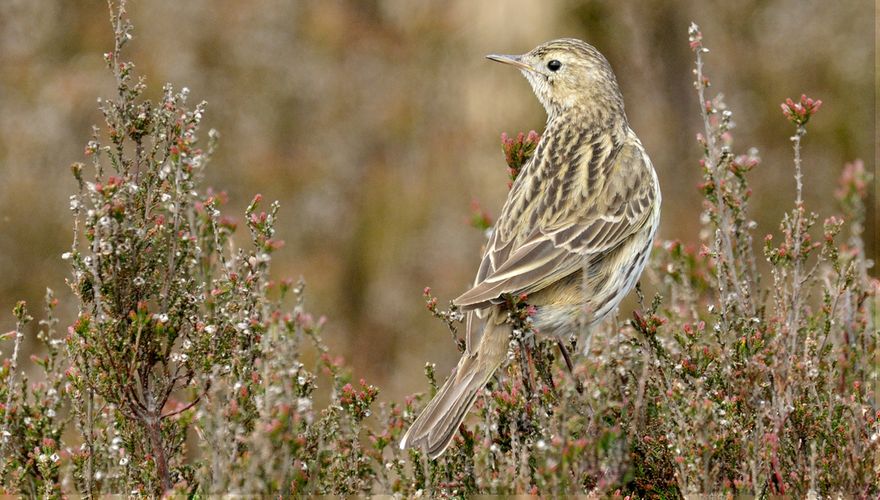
0 0 875 400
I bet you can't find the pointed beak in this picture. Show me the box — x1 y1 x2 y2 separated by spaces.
486 53 534 73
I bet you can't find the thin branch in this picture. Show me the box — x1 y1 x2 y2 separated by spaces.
0 303 31 460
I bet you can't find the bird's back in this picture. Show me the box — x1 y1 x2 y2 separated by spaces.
494 117 628 250
494 124 659 334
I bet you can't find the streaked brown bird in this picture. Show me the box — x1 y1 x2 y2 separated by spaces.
401 38 661 458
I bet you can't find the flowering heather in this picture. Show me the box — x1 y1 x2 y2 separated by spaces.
468 199 494 232
781 94 823 126
501 130 540 187
0 6 876 497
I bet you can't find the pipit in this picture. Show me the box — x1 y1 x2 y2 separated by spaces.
401 38 661 458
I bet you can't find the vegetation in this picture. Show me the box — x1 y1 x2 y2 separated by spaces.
0 3 876 497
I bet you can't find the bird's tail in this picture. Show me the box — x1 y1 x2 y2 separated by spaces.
399 316 510 458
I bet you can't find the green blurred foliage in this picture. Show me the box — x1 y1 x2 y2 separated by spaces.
0 0 874 401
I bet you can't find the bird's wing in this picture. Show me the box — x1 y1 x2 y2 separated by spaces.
455 137 656 311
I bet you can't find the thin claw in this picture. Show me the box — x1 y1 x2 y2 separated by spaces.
557 340 583 395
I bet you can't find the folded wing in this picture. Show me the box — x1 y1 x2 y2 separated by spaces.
455 137 656 311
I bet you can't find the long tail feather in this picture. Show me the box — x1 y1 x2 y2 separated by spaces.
400 317 510 458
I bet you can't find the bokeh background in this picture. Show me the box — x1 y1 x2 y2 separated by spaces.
0 0 875 401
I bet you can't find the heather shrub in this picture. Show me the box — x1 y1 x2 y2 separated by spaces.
0 3 876 497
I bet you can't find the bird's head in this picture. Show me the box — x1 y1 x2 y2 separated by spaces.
487 38 625 124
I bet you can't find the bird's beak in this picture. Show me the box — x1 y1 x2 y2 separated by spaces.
486 53 534 73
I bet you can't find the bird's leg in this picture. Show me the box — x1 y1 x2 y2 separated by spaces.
556 340 583 394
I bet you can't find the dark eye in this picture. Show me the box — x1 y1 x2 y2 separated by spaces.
547 59 562 71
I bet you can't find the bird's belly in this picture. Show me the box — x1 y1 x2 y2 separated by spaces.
529 226 655 339
531 303 585 338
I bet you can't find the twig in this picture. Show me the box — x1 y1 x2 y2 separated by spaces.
692 25 754 321
0 302 31 460
787 126 807 353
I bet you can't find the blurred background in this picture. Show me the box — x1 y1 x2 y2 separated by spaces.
0 0 875 401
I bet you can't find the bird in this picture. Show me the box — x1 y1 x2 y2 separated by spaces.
400 38 661 459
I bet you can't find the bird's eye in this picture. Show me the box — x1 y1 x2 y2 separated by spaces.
547 59 562 72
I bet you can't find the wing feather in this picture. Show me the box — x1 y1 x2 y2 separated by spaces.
455 130 656 311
